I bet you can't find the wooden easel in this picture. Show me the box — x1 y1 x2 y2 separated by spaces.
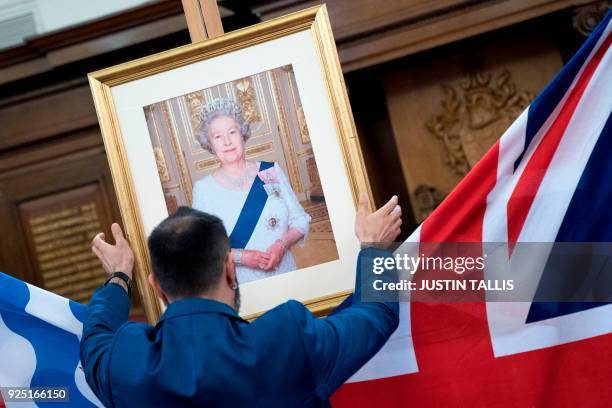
181 0 225 42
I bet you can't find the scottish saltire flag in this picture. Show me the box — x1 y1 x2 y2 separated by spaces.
333 11 612 407
0 272 102 407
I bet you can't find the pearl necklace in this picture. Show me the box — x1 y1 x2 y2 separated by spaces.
219 164 251 189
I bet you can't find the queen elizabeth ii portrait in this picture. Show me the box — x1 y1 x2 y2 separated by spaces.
144 65 339 286
100 12 367 318
192 98 311 284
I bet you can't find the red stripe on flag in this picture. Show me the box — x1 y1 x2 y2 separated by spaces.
506 32 611 248
408 138 499 396
418 142 500 244
332 141 501 406
332 332 612 407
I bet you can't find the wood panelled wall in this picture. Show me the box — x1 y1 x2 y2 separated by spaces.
0 83 120 303
383 24 565 223
0 0 606 304
253 0 594 71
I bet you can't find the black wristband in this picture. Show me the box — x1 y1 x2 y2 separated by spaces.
104 271 132 297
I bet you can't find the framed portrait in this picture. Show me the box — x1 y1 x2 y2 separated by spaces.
89 5 372 321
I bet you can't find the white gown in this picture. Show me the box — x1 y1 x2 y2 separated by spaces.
192 162 311 284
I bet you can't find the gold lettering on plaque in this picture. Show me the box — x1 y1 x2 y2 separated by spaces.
27 201 106 303
426 69 534 175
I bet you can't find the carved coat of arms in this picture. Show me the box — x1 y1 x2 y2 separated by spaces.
426 70 534 175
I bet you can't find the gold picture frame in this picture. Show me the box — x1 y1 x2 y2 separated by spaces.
89 5 372 323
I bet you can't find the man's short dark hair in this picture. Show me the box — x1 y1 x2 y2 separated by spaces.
148 206 230 298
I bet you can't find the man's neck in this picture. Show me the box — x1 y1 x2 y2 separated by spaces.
169 287 235 310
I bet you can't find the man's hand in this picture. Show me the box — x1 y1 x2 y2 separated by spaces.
92 223 134 279
355 192 402 243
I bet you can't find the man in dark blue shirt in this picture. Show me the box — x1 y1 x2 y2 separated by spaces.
81 193 402 407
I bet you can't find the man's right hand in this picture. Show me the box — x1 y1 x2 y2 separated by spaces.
91 223 134 279
355 193 402 243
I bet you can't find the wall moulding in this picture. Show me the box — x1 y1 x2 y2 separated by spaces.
254 0 593 72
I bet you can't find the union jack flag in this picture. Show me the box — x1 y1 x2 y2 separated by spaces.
333 11 612 407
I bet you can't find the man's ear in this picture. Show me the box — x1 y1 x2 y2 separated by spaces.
225 250 236 288
148 273 170 305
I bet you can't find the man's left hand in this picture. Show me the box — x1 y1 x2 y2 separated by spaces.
92 223 134 279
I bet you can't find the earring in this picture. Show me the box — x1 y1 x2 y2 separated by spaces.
231 282 238 290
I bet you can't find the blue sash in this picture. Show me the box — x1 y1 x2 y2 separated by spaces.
229 161 274 249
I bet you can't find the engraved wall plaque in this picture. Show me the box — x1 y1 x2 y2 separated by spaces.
19 185 110 303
